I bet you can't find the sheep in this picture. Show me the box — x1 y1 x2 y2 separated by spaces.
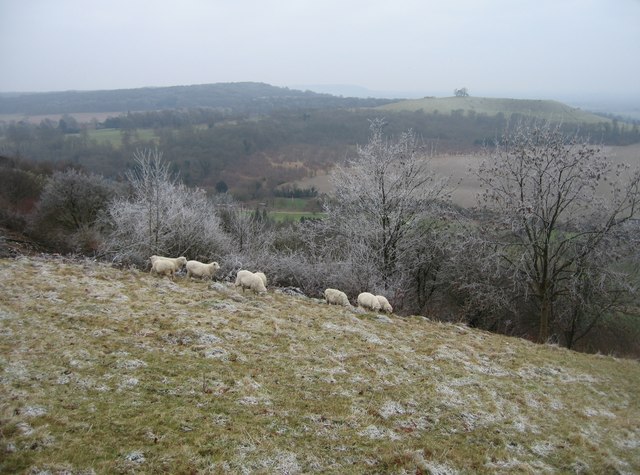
357 292 381 312
235 269 267 294
255 272 267 288
150 255 187 269
150 255 187 278
376 295 393 313
186 260 220 280
324 288 350 307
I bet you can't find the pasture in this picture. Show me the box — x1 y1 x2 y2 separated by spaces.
291 144 640 208
1 255 639 473
376 96 611 125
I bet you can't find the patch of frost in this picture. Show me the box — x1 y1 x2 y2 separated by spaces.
124 451 145 464
22 405 47 417
358 425 401 441
379 400 406 419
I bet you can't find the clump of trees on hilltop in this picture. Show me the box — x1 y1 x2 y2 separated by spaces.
1 121 639 357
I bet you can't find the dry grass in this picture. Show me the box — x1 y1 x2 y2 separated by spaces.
1 255 639 474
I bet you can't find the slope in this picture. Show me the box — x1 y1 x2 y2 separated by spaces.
0 255 638 473
377 96 610 125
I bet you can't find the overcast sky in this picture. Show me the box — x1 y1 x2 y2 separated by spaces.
1 0 638 99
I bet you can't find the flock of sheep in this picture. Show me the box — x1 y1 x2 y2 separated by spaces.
149 254 393 314
325 288 393 313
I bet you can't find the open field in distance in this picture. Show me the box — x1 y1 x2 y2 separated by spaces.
292 144 640 208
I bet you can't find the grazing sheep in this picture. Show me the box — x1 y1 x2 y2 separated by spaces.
255 272 267 288
376 295 393 314
150 255 187 269
186 260 220 280
235 269 267 294
357 292 381 312
324 288 350 307
150 255 187 278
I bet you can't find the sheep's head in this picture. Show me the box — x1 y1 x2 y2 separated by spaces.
178 257 187 265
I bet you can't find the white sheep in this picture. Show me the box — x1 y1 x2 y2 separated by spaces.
324 288 350 307
150 255 187 277
357 292 381 312
186 260 220 280
255 272 267 288
376 295 393 313
235 269 267 294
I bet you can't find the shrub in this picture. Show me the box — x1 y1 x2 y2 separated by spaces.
101 149 230 266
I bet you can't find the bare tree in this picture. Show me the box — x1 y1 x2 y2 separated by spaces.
474 121 640 344
101 149 229 265
323 119 450 300
125 149 176 253
554 243 637 349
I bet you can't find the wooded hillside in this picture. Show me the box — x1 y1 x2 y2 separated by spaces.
0 82 393 115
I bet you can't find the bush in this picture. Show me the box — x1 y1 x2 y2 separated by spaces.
101 149 230 266
28 169 117 253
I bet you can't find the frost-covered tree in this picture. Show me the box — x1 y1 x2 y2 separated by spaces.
101 149 229 265
211 193 277 276
472 121 640 344
323 119 450 301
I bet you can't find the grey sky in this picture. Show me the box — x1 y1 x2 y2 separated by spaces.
1 0 638 98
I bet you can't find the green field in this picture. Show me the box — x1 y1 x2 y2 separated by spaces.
267 197 324 222
270 210 325 222
269 197 316 211
377 96 611 125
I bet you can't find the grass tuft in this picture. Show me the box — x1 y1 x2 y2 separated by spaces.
1 255 639 473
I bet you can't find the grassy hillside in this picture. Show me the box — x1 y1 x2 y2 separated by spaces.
1 255 639 473
377 96 611 125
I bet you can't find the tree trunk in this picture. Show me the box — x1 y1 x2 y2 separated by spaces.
538 291 551 343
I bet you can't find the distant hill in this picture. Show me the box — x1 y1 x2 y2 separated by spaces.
0 82 393 116
1 254 639 473
378 96 611 125
0 82 617 127
292 83 435 100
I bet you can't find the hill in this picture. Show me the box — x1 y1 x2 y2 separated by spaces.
0 82 392 116
1 255 639 473
377 96 611 125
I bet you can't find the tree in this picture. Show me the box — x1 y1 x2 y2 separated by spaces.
5 122 32 157
322 119 450 298
216 199 272 255
554 245 637 349
101 149 229 265
215 180 228 193
454 87 469 97
33 169 113 232
29 169 117 253
474 121 640 344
